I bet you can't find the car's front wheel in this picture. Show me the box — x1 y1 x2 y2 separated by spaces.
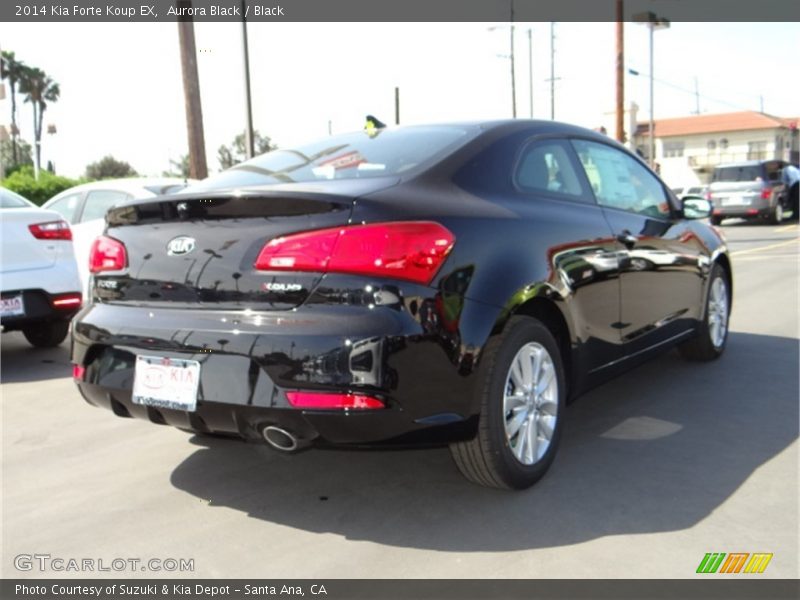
449 316 566 490
678 264 730 361
22 320 70 348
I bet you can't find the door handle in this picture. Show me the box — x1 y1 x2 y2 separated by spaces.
616 231 638 248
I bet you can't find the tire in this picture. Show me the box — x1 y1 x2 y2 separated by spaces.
769 201 783 224
678 264 730 361
449 316 566 490
22 320 70 348
709 215 722 226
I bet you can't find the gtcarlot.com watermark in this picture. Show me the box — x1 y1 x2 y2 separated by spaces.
14 554 194 573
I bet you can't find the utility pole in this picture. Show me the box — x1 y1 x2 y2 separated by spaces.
693 77 700 114
759 95 764 113
528 28 533 118
615 1 625 143
241 0 254 159
177 1 208 179
395 87 400 125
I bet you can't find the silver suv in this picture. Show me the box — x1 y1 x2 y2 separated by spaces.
708 160 788 225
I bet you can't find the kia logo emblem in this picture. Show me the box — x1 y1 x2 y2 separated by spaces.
167 236 196 256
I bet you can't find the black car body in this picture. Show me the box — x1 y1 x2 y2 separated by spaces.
72 121 732 489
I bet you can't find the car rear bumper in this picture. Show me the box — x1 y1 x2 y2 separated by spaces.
711 197 772 219
72 300 489 446
1 288 82 331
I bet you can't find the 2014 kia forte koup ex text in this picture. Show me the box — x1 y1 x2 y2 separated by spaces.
71 120 732 490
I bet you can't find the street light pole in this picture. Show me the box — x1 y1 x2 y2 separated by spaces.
528 28 533 118
634 11 669 169
510 26 517 118
550 22 555 120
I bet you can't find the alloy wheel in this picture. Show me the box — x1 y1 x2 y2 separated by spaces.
503 342 559 465
708 277 729 349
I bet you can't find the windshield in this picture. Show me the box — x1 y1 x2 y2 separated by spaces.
0 188 34 208
189 126 475 191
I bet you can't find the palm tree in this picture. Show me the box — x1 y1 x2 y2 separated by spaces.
19 67 60 176
0 51 27 165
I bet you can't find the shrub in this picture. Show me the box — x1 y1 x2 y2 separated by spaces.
1 166 84 206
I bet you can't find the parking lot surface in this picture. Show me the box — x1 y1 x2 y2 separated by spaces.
2 222 797 579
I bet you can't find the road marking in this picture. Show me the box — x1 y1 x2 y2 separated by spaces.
774 224 798 233
731 238 799 257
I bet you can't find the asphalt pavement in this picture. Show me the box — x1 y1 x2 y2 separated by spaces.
1 221 797 579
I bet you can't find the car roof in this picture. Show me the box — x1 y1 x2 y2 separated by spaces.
714 160 767 168
45 177 195 203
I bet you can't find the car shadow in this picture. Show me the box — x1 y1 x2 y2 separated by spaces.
0 331 73 383
165 330 794 551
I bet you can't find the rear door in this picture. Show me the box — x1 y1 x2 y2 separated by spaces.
570 139 706 354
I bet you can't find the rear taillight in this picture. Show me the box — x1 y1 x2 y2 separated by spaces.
29 220 72 240
761 188 771 200
286 391 384 410
52 293 82 310
89 236 127 273
254 221 455 285
72 364 86 380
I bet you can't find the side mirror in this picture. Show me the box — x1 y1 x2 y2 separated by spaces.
682 195 712 220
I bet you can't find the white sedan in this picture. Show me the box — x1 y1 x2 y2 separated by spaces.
43 178 193 295
0 187 82 347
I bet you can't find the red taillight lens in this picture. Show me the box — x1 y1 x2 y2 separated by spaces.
89 236 127 273
254 222 455 285
760 188 771 200
286 391 385 410
29 220 72 240
52 293 82 309
72 364 86 380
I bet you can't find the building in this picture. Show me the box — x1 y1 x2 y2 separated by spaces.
632 111 800 189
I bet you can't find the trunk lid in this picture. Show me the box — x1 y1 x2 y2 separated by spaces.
0 208 68 274
95 180 398 310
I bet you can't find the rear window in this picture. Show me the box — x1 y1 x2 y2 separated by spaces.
0 188 33 208
190 126 475 191
713 165 762 182
144 184 189 195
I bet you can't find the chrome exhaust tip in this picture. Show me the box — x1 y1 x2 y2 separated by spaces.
262 425 299 452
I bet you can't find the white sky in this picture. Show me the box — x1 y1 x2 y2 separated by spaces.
1 21 798 178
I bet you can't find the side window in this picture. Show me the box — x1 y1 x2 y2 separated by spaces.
47 193 81 223
515 140 585 198
80 190 132 223
571 139 670 218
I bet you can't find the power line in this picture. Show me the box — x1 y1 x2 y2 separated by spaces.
627 66 770 114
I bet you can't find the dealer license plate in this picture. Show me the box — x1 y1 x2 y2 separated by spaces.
132 355 200 412
0 295 25 318
721 197 750 207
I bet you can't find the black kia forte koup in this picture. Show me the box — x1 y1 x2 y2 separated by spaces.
71 120 732 490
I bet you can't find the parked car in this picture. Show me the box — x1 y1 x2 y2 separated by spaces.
0 187 82 347
707 160 788 225
71 121 731 490
43 178 193 295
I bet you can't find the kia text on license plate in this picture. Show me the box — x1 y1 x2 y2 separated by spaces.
0 295 25 318
132 355 200 412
